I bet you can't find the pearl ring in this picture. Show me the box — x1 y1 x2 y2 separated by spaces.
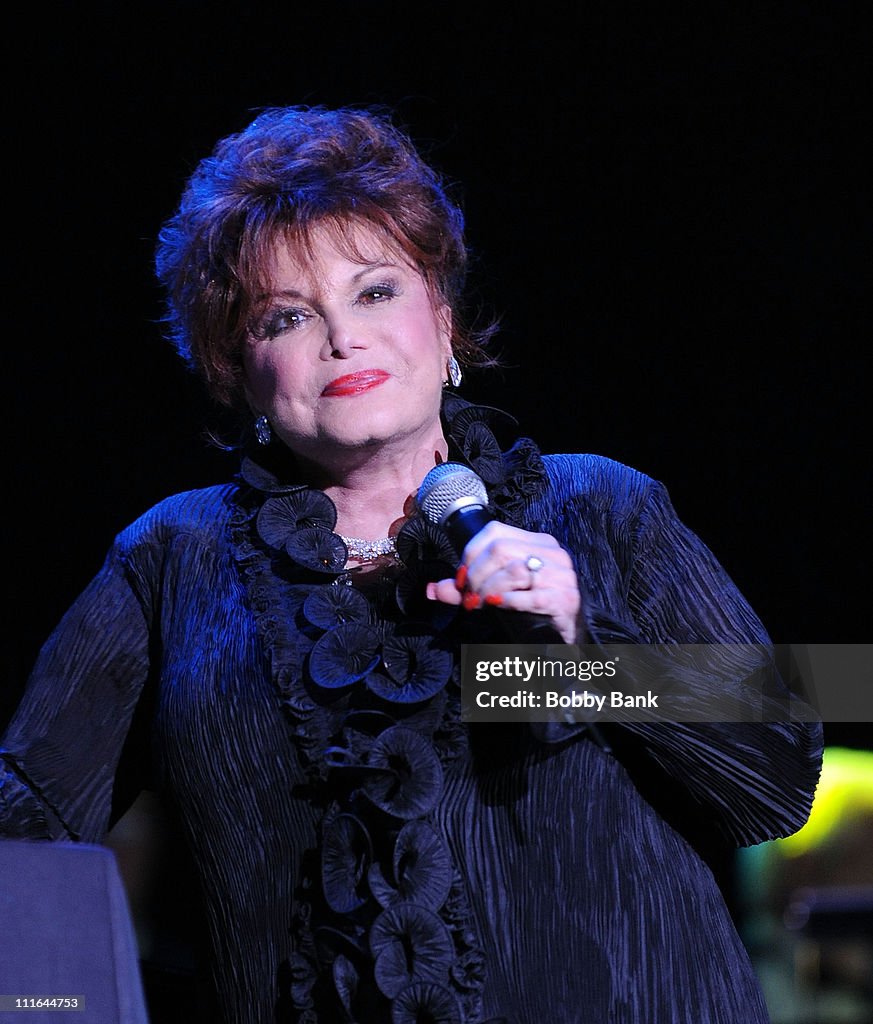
525 555 545 586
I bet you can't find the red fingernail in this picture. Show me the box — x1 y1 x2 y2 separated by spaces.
455 565 468 590
462 591 482 611
484 593 504 606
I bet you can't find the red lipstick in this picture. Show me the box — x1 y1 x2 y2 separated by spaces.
321 370 390 397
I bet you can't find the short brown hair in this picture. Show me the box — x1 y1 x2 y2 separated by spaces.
155 105 493 409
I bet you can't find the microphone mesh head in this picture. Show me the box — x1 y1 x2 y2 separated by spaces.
417 463 489 525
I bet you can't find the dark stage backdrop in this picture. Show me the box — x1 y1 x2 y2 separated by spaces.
6 3 869 756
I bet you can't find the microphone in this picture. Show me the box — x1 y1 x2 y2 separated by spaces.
416 463 564 643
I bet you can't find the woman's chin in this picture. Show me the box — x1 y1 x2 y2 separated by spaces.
321 408 442 452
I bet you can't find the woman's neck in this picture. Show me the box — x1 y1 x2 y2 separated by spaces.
297 435 449 540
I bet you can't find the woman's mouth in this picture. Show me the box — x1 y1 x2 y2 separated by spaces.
321 370 390 397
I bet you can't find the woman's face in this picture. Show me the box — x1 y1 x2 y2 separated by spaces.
243 221 452 470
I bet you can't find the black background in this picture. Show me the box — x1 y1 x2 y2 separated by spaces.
6 2 869 751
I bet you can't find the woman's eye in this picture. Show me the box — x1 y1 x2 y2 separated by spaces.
252 307 311 339
358 283 397 304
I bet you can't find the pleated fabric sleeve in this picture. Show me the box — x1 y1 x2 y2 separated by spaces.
535 453 823 848
0 537 154 842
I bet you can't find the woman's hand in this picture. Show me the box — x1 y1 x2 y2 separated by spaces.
425 521 582 644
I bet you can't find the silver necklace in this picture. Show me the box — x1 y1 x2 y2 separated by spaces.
337 533 399 562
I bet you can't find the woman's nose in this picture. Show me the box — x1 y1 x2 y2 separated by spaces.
322 311 368 358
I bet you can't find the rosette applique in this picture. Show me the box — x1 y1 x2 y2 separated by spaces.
321 813 373 914
303 586 371 629
370 903 455 997
368 820 453 911
391 982 463 1024
362 726 444 819
456 421 505 486
368 633 453 705
309 624 382 689
286 528 348 573
228 397 548 1022
257 490 338 543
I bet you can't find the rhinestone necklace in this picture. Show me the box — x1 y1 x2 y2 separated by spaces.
337 534 399 562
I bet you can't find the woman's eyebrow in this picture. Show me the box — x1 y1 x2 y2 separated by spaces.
349 260 401 281
266 261 402 300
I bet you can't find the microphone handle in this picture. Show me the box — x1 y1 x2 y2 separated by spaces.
442 506 565 644
441 505 493 553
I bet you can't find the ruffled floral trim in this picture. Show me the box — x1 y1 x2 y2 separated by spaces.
228 398 546 1023
441 394 546 526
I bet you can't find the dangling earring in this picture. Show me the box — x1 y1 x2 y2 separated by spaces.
446 355 463 388
255 415 273 446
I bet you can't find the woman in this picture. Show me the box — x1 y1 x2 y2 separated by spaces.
1 106 821 1023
